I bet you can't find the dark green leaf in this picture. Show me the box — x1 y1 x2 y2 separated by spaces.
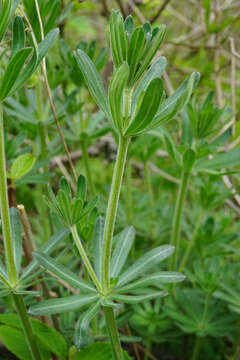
74 49 111 120
125 78 163 135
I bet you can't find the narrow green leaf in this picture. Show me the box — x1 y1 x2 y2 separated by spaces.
33 252 96 293
125 78 163 135
0 0 12 42
118 272 185 292
10 29 59 95
74 49 111 120
132 56 167 114
195 148 240 172
11 16 25 58
110 10 128 68
109 62 130 133
110 226 135 279
57 189 72 224
113 291 168 304
29 294 99 315
93 216 104 281
21 228 70 280
135 25 166 82
75 301 101 349
128 27 146 84
118 245 174 286
10 207 22 275
76 175 86 201
0 48 32 102
144 72 200 132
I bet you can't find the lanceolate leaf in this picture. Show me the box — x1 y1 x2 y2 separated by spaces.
132 56 167 114
0 0 12 42
21 227 70 280
135 25 166 82
29 294 99 315
118 245 174 286
33 252 96 293
144 72 200 132
195 148 240 172
93 217 104 281
75 301 101 350
113 291 168 304
125 78 163 136
0 48 32 102
109 62 130 133
11 16 25 58
118 272 185 292
10 207 22 275
10 28 59 95
110 226 135 279
74 49 111 120
128 27 146 84
110 11 128 68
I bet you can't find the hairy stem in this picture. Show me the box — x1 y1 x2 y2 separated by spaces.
170 170 190 270
101 135 130 292
81 139 96 196
103 307 124 360
71 225 101 292
0 106 17 285
125 159 133 224
12 294 42 360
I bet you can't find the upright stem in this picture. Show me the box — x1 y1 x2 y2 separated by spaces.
191 336 201 360
12 294 42 360
0 106 17 285
103 307 124 360
101 135 130 292
125 159 133 224
170 170 190 270
81 140 96 197
178 209 204 272
71 225 101 292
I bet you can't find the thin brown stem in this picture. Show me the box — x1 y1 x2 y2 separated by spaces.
34 0 78 182
150 0 171 23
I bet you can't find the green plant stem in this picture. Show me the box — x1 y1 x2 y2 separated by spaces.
191 336 201 360
71 225 101 292
12 294 42 360
125 159 133 225
101 135 130 292
81 139 96 196
0 106 17 285
103 307 124 360
170 170 190 270
178 209 204 272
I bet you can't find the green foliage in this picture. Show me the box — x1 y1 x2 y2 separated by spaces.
0 314 67 359
45 175 98 227
72 342 132 360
